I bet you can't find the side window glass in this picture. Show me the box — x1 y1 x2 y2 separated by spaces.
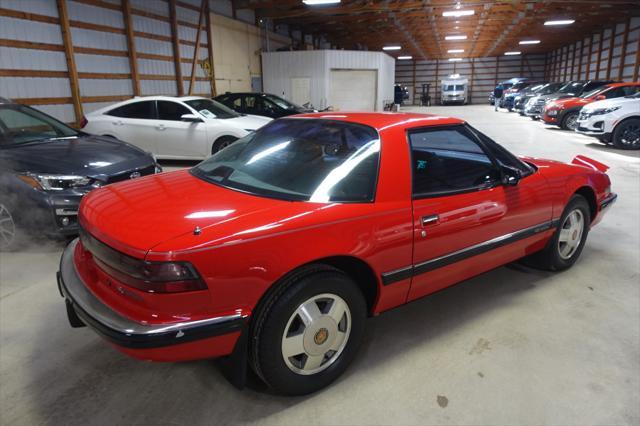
409 127 500 197
107 101 155 119
157 101 191 121
622 86 640 96
232 97 242 109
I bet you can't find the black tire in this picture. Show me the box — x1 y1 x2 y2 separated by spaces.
523 195 591 271
561 111 579 131
250 264 366 395
211 136 238 155
612 118 640 150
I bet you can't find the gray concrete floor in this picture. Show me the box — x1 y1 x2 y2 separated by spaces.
1 105 639 426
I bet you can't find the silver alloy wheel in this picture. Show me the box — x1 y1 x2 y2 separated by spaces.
620 123 640 147
0 203 16 250
565 113 578 131
558 209 584 260
218 140 233 150
281 293 351 375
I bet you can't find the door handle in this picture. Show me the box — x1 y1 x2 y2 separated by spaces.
156 124 166 131
112 120 122 126
421 214 439 226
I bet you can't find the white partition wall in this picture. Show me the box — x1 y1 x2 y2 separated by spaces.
262 50 395 112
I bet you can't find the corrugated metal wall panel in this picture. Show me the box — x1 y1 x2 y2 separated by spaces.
79 79 133 97
130 0 167 16
0 0 59 17
178 25 198 43
0 16 63 44
138 58 174 75
176 5 200 23
141 80 178 96
182 80 210 95
68 1 124 29
135 37 173 57
83 101 116 114
0 47 67 71
70 27 127 51
35 104 76 123
132 15 171 37
180 44 208 60
210 0 233 17
547 18 639 81
1 77 71 98
75 54 131 74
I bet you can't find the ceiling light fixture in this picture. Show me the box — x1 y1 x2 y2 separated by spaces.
448 49 464 53
449 58 462 62
383 46 401 51
302 0 340 5
445 35 467 40
398 56 413 60
519 40 540 45
443 10 474 17
505 51 521 55
544 19 575 26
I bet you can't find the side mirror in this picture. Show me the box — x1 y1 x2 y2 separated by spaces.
181 113 204 122
595 95 606 101
501 166 522 186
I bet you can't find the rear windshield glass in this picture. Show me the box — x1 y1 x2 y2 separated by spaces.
192 119 380 202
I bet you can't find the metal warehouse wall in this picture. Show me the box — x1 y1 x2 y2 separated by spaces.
0 0 286 125
396 54 546 105
262 50 395 112
545 17 640 82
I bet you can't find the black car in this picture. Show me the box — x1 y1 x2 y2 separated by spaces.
0 99 160 250
214 92 315 119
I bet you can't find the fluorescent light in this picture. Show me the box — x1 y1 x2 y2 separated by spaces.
544 19 575 26
443 10 474 17
448 49 464 53
383 46 401 51
398 56 412 60
448 58 462 62
519 40 540 45
445 35 467 40
505 51 521 55
302 0 340 4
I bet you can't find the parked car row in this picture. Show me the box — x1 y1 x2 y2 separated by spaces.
495 79 640 149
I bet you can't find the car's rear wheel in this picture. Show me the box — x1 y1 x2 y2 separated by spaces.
523 194 590 271
250 265 366 395
211 136 238 155
561 111 579 131
612 118 640 150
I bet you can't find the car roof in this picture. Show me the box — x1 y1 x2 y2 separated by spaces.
289 112 464 131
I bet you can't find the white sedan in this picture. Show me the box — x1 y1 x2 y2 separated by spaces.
82 96 272 159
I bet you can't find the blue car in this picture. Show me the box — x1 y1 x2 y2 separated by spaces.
489 78 528 105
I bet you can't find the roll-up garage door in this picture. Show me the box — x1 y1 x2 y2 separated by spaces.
329 69 377 111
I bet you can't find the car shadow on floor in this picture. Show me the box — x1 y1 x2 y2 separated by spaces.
25 255 567 425
584 143 640 158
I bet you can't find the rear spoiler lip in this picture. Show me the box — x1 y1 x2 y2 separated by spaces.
571 155 609 173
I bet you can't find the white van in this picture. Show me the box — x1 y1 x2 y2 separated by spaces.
441 74 469 105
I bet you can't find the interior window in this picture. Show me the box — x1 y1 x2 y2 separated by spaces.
623 86 640 96
107 101 156 119
232 97 242 109
409 126 500 197
157 101 191 121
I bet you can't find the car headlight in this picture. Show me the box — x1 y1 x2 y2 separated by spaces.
589 106 621 116
547 109 558 116
17 173 96 191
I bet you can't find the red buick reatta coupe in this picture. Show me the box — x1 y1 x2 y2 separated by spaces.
58 112 616 395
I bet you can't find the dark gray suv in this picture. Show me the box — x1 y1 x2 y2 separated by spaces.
0 99 161 250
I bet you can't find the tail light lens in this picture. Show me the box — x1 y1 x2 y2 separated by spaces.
79 230 206 293
80 116 88 128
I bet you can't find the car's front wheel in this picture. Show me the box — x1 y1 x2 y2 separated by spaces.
211 136 238 154
250 265 366 395
523 194 590 271
561 111 579 131
0 201 23 252
612 118 640 150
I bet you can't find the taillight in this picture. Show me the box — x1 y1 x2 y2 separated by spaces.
79 230 206 293
80 116 88 128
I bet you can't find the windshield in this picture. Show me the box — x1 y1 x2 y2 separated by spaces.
526 84 545 93
581 87 607 99
184 98 240 119
263 94 303 111
192 119 380 202
540 83 562 94
558 82 585 94
0 104 78 146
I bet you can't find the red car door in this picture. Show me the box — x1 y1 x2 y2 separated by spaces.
406 125 553 301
